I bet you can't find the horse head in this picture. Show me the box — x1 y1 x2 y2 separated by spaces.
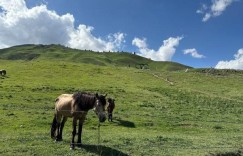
93 93 107 122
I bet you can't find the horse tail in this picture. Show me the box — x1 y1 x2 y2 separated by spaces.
51 114 57 139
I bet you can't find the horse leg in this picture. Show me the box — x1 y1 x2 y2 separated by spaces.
55 114 62 141
70 117 77 150
110 113 113 122
59 117 67 141
108 113 112 122
51 114 57 139
77 120 83 148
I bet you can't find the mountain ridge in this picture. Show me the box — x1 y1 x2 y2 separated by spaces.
0 44 192 71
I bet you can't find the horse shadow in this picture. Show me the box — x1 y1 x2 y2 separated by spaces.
81 144 129 156
0 75 9 79
112 118 136 128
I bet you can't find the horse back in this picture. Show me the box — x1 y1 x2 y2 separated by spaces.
55 94 74 117
55 94 87 118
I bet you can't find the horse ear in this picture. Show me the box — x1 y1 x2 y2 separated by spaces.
95 93 99 98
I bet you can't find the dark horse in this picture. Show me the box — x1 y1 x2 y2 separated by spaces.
51 92 107 149
0 70 6 76
107 98 115 122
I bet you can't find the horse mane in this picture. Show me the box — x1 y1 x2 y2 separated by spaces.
73 92 96 111
99 95 107 106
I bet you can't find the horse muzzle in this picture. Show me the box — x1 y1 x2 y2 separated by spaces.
99 113 106 122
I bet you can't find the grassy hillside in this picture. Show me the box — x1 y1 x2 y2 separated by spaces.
0 44 191 71
0 45 243 155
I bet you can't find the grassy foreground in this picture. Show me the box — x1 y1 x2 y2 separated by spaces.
1 54 243 155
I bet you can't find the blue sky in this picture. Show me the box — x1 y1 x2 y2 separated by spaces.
0 0 243 69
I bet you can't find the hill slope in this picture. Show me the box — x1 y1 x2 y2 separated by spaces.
0 44 192 71
0 45 243 155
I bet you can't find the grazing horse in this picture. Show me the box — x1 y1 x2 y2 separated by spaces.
0 70 6 76
51 92 107 149
107 98 115 122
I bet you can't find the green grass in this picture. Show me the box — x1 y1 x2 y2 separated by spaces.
0 45 243 155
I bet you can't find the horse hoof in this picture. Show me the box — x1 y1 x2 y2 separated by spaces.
70 144 75 150
55 138 63 142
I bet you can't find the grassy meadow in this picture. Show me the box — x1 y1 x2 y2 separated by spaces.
1 45 243 156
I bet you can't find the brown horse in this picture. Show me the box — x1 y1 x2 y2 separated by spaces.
107 98 115 122
51 92 107 149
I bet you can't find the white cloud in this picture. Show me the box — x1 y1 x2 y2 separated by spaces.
0 0 125 51
196 4 208 14
215 49 243 70
132 37 147 49
68 25 125 51
197 0 236 22
183 48 205 59
132 36 183 61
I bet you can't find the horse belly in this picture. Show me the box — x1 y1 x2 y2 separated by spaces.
60 110 73 117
